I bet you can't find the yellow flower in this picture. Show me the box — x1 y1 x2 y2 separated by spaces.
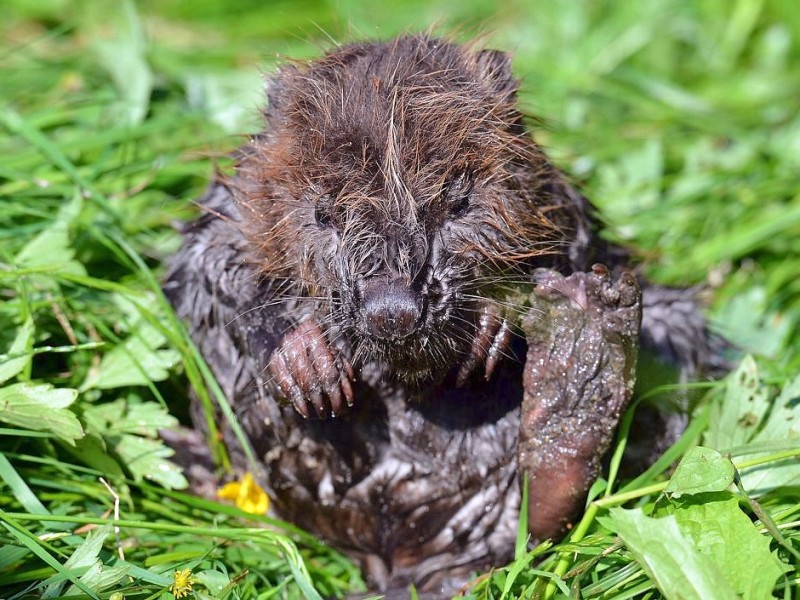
169 568 194 599
217 472 270 515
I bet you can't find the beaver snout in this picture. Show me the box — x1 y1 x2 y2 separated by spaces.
360 278 422 340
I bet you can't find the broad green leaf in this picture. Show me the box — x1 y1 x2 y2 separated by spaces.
81 322 180 390
739 372 800 495
194 569 230 596
672 496 788 600
703 357 800 495
0 383 83 445
68 434 127 482
609 508 738 600
14 193 86 277
0 316 34 384
42 525 110 598
83 398 178 435
86 0 153 125
711 287 794 358
64 526 111 571
82 400 185 490
65 563 130 596
703 356 769 451
184 71 263 133
664 446 735 497
594 138 663 230
114 433 187 490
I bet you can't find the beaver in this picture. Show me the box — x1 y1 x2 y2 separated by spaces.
164 34 716 597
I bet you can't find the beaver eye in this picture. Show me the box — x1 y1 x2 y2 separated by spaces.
449 194 470 217
447 172 473 218
314 195 334 228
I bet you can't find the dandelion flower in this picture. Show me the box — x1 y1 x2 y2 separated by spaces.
170 568 194 599
218 472 270 515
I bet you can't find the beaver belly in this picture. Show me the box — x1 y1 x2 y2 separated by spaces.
258 368 525 594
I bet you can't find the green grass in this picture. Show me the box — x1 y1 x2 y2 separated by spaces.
1 0 799 598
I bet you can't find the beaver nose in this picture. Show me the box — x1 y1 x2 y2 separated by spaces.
360 278 421 339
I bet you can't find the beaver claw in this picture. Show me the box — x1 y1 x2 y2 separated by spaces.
268 320 355 419
456 303 513 386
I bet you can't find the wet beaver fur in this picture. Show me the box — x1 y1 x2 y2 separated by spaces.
164 34 717 597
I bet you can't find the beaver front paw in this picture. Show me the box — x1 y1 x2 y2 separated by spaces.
520 265 641 542
268 320 354 419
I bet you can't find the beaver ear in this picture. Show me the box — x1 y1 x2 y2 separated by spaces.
475 49 518 97
264 61 303 119
264 68 291 116
265 76 280 112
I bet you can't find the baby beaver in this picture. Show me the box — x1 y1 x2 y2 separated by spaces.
165 34 716 597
